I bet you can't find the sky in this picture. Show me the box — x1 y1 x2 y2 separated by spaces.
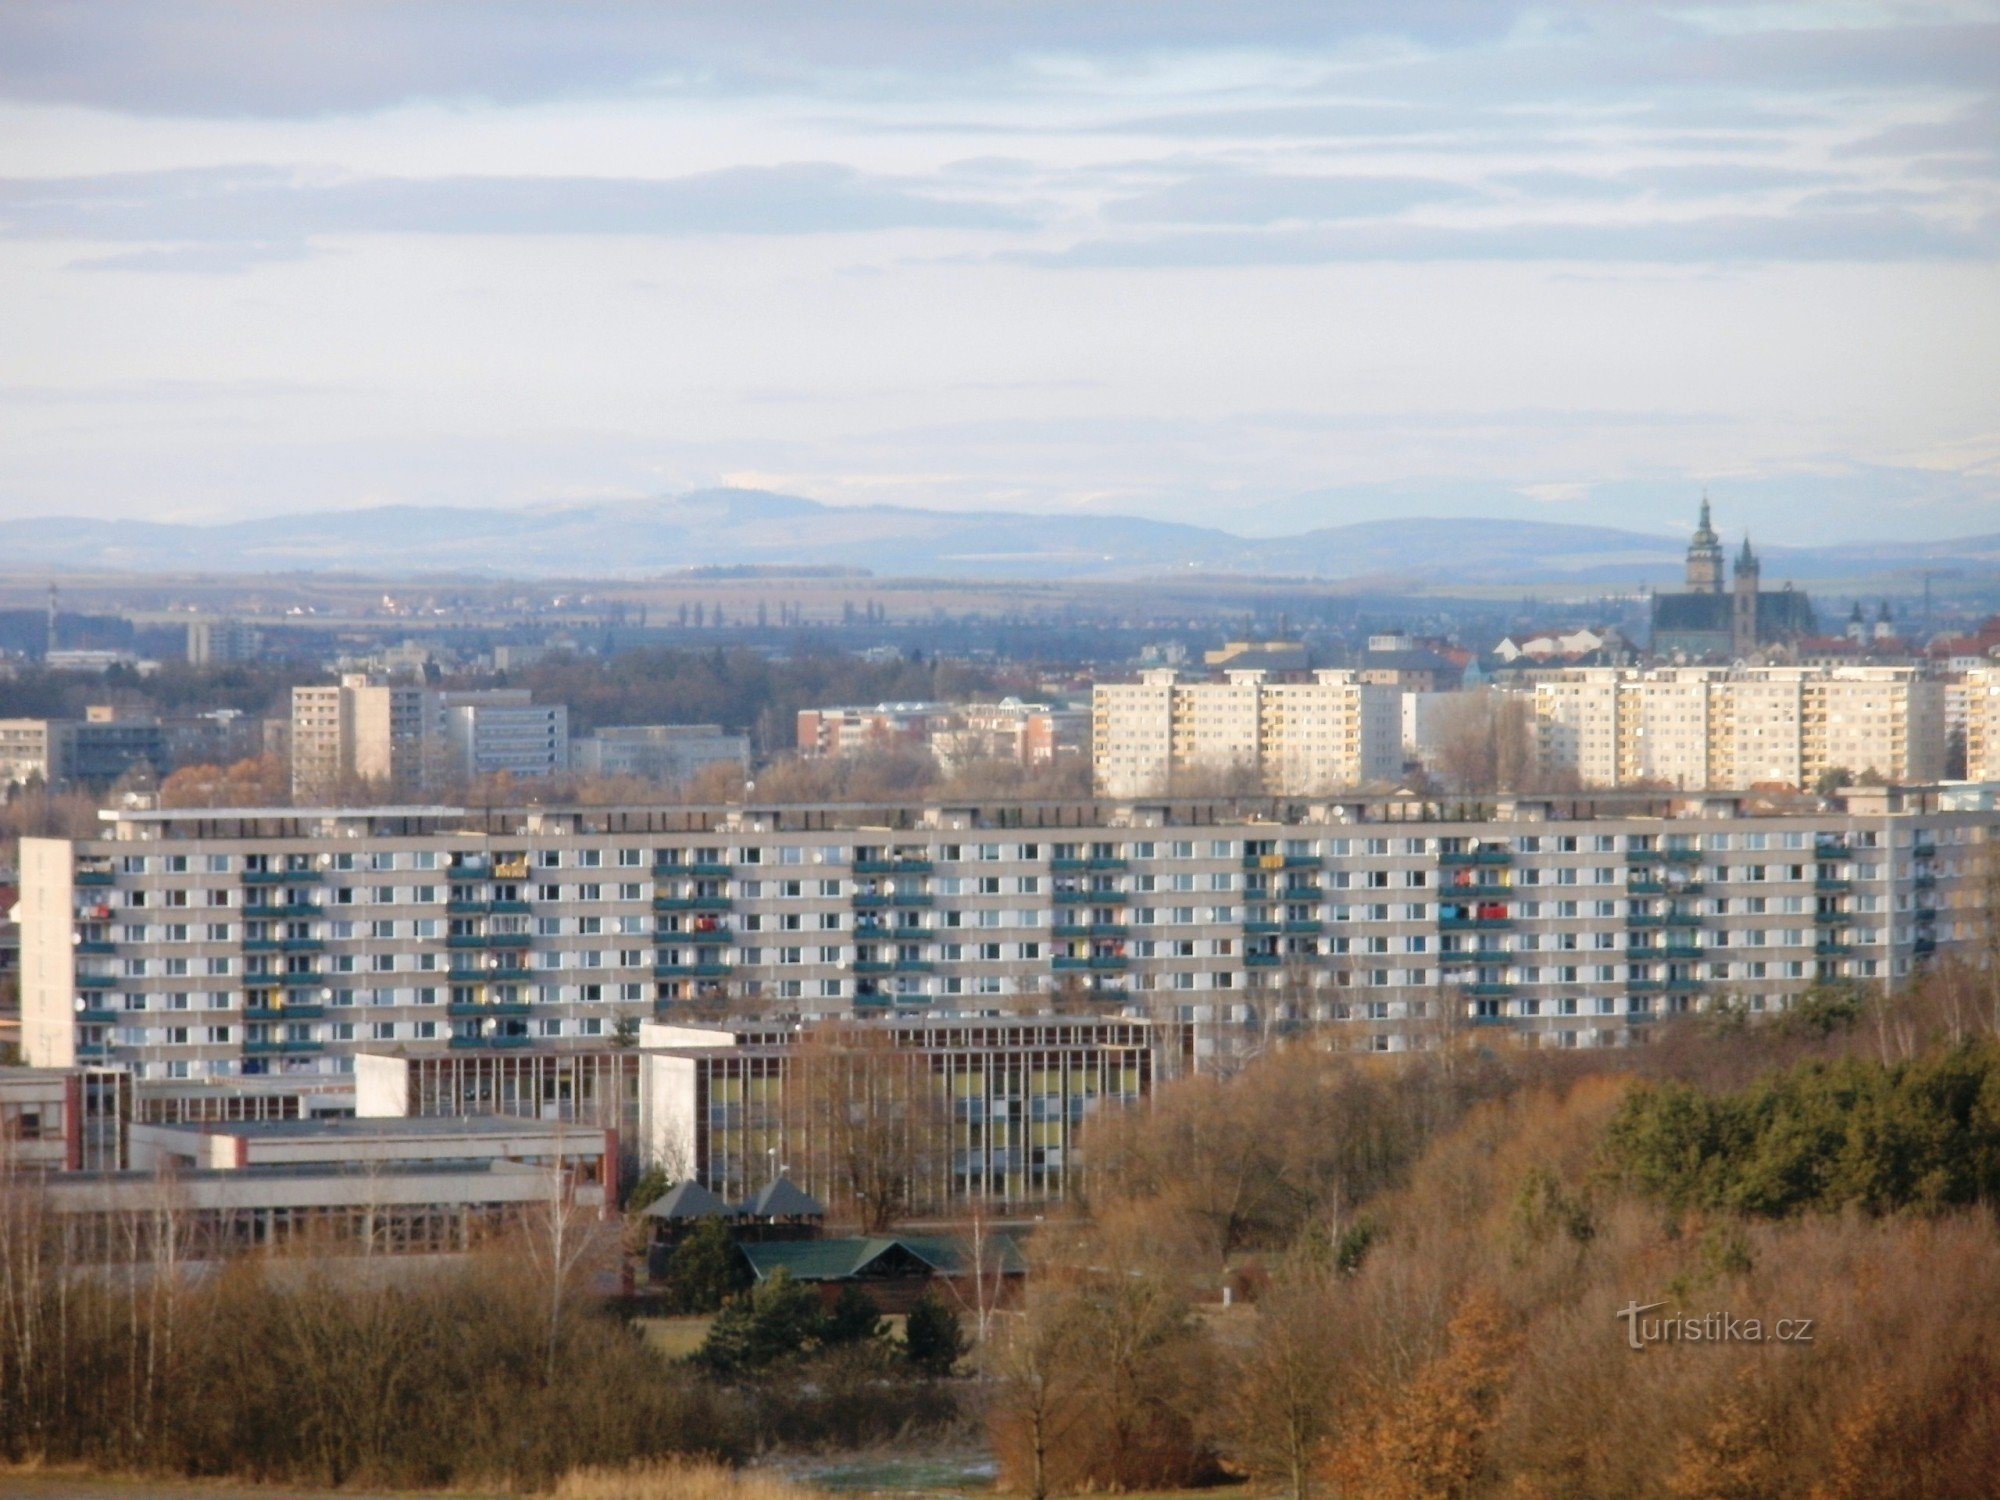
1 0 1997 542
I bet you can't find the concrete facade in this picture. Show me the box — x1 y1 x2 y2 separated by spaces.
14 789 1992 1082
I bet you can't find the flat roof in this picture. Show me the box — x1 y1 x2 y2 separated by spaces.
141 1115 602 1142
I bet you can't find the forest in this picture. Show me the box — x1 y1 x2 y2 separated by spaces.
5 965 2000 1497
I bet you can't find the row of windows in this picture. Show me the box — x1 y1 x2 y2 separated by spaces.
103 822 1949 877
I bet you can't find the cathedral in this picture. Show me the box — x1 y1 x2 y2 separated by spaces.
1649 498 1816 659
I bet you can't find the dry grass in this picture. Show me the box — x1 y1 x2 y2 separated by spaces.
552 1461 806 1500
633 1315 714 1360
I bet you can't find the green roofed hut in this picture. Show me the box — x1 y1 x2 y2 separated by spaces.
738 1233 1027 1314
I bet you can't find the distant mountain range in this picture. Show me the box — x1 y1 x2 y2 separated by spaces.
5 489 1996 585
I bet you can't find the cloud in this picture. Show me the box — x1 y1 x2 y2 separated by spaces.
1018 206 1999 268
0 162 1031 245
65 239 314 273
1105 170 1480 225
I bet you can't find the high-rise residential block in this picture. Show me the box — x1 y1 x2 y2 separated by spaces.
17 787 1985 1084
1094 668 1400 796
1534 666 1946 790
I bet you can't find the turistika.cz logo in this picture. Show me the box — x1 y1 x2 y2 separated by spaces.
1616 1300 1815 1351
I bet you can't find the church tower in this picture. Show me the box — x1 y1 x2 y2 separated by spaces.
1685 495 1723 593
1732 535 1761 657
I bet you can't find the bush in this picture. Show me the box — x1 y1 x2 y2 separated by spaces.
902 1292 967 1377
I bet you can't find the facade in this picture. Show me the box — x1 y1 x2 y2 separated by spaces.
0 712 168 789
638 1014 1184 1208
1650 500 1816 658
1094 668 1401 797
797 702 956 758
36 1159 591 1262
930 700 1087 771
1533 667 1947 790
186 618 263 666
124 1114 613 1203
14 790 1992 1084
441 695 569 782
571 724 750 783
0 719 62 787
292 677 565 798
1968 669 2000 784
291 675 432 800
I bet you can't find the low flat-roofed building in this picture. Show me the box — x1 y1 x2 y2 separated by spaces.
126 1112 614 1207
38 1158 587 1262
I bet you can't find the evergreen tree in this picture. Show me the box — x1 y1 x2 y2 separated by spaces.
902 1291 967 1377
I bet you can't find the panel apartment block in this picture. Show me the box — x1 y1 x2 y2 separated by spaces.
17 789 1991 1080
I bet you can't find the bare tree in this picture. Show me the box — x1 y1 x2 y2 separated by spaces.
784 1021 949 1232
1221 1257 1348 1500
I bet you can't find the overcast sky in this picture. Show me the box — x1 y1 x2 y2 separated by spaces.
1 0 1996 540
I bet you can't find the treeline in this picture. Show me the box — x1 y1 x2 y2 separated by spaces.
1605 1038 2000 1217
984 984 2000 1497
0 661 322 721
494 647 1006 750
0 1249 732 1487
0 1185 967 1490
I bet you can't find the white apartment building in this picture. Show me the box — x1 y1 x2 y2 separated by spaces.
1534 666 1946 790
15 787 1989 1082
1960 668 2000 783
440 695 568 783
1095 669 1401 797
291 677 565 799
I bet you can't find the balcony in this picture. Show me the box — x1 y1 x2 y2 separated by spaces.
855 858 932 876
1284 920 1325 936
1814 941 1852 958
75 1042 111 1060
490 899 532 915
1244 952 1281 968
1440 948 1510 966
1439 916 1512 932
1815 840 1854 860
1914 936 1937 957
853 960 893 976
243 1038 323 1057
245 1002 324 1021
1241 853 1319 871
1466 982 1515 999
446 933 486 949
656 895 735 913
1441 881 1513 900
1814 878 1852 895
449 1000 532 1018
243 868 323 886
1439 848 1513 866
75 1006 118 1024
1912 841 1936 860
1243 920 1281 936
1812 909 1849 926
1628 978 1664 993
1054 923 1128 940
1626 878 1668 895
1663 911 1701 928
894 959 936 974
1665 977 1704 994
656 962 732 979
278 971 325 988
1627 912 1665 928
853 892 934 909
75 939 116 956
75 974 116 990
74 870 116 887
1088 954 1129 971
1660 944 1702 961
243 902 318 920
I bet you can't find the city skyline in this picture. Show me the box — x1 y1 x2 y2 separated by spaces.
2 1 1996 541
